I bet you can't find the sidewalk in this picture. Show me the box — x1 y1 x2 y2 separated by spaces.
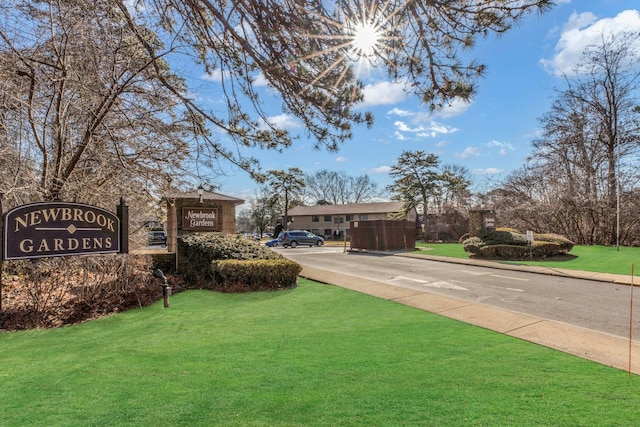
297 252 640 375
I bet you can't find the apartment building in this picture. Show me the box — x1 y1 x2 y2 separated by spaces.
284 201 417 239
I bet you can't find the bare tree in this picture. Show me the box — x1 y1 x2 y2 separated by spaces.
502 32 640 245
0 0 194 206
304 170 378 204
566 32 640 244
244 186 282 236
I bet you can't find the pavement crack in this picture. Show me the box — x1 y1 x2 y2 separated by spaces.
434 303 475 313
504 319 545 334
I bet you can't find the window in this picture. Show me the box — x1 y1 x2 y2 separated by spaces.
345 214 354 221
324 215 332 222
359 214 368 220
323 228 332 237
312 215 319 222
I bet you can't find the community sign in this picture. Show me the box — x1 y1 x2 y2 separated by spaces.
182 207 219 231
3 202 121 260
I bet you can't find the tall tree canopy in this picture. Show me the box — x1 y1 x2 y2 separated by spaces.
387 150 469 216
0 0 552 206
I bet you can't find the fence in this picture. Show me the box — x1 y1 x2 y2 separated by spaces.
349 220 416 251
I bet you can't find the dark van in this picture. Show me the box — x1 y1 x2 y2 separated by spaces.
278 230 324 248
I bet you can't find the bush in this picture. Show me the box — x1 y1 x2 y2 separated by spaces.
532 233 574 252
479 229 528 246
478 244 530 259
1 254 163 331
211 259 302 292
462 237 485 254
463 228 574 260
176 233 301 291
179 233 282 261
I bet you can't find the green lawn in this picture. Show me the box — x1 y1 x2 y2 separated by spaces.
1 280 639 426
416 243 640 275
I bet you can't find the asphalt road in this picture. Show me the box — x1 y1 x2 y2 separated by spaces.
274 246 637 339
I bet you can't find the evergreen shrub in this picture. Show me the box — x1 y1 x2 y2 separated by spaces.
463 228 574 260
177 233 299 290
211 259 302 292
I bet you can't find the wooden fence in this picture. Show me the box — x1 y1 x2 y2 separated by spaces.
349 220 416 251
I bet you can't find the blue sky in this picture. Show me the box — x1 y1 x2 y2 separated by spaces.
186 1 640 206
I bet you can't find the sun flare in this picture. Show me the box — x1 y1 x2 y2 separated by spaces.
351 22 380 57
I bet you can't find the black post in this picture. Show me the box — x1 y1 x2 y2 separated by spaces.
118 197 129 254
153 269 170 308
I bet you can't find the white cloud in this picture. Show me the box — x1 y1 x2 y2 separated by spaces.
393 131 410 141
473 167 504 175
486 140 514 155
435 140 448 148
365 165 392 174
252 73 269 87
261 114 300 130
335 156 348 162
455 146 480 159
541 9 640 76
394 121 412 132
387 107 414 117
359 80 408 108
433 98 472 119
412 97 472 121
393 120 458 139
201 69 224 82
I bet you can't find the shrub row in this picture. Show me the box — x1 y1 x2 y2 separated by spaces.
211 259 302 292
176 232 301 291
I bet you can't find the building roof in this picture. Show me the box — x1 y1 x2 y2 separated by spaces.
287 202 405 216
162 189 244 205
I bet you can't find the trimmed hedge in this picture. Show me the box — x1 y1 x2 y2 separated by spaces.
211 259 302 292
176 233 300 291
463 228 574 260
179 233 282 261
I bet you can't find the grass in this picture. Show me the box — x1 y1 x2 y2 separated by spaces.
416 243 640 275
2 279 640 426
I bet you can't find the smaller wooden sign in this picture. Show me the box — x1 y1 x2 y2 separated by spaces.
182 207 219 231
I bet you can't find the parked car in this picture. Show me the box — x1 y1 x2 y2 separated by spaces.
147 230 167 246
278 230 324 248
265 238 279 247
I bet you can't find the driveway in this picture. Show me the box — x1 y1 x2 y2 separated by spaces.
274 246 640 373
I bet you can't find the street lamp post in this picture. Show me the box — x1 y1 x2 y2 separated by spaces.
197 184 204 204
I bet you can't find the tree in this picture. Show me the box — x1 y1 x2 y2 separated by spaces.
304 170 378 204
100 0 552 184
267 168 305 230
501 32 640 245
387 151 471 240
246 187 282 236
0 0 192 205
565 32 640 245
0 0 552 206
387 150 441 219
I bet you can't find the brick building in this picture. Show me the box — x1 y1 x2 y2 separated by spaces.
284 202 417 240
